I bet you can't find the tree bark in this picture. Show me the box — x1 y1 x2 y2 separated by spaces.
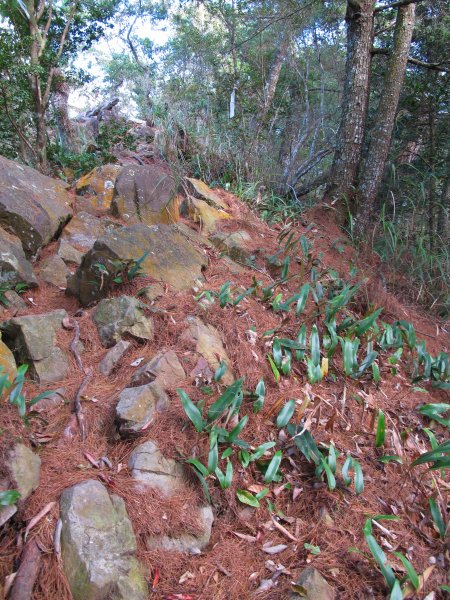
250 28 291 134
355 3 416 236
325 0 374 205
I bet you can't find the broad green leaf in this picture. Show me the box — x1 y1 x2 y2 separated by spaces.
389 579 402 600
296 324 307 361
310 324 320 366
251 441 276 461
353 459 364 494
207 433 219 473
352 308 383 337
342 454 352 486
296 284 310 315
281 256 290 279
214 361 227 382
321 457 336 490
304 542 320 555
378 455 402 464
207 379 244 422
236 489 260 507
264 450 283 483
327 443 337 474
224 460 233 488
227 415 248 443
272 337 283 367
276 400 296 428
254 378 265 413
392 552 419 590
356 351 378 378
187 462 211 503
177 389 205 432
0 490 20 506
375 409 386 447
186 458 209 477
364 526 396 589
267 354 281 383
429 498 446 538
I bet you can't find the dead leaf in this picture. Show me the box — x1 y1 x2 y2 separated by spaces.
179 571 195 584
262 543 288 555
232 531 257 542
403 565 434 598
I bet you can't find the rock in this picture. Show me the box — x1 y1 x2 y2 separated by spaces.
0 334 17 382
136 283 164 302
186 197 231 234
39 254 69 287
291 568 335 600
99 340 131 376
181 316 234 385
3 290 27 312
33 388 66 412
67 223 208 306
60 480 147 600
185 178 228 210
1 309 70 382
0 227 38 288
93 296 154 348
0 155 72 256
75 164 122 212
130 350 186 388
58 211 117 265
129 441 214 554
209 230 253 263
318 507 334 528
7 443 41 501
111 164 180 225
116 382 168 437
128 440 185 496
146 505 214 555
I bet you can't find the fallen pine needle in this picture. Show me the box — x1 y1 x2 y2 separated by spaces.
24 502 56 541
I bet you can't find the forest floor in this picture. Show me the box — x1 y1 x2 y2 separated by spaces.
0 184 449 600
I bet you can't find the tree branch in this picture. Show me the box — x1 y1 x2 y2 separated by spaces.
371 47 450 72
374 0 423 14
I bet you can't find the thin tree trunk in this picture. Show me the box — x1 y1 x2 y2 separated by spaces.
355 3 416 236
250 29 291 133
325 0 374 204
427 96 436 255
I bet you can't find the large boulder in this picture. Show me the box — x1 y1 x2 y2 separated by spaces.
60 480 147 600
0 309 70 382
186 197 231 234
130 349 186 388
111 164 180 225
0 227 38 288
75 164 122 212
0 155 72 256
93 296 154 348
58 211 117 265
116 382 169 437
209 230 253 264
67 223 208 306
181 316 234 385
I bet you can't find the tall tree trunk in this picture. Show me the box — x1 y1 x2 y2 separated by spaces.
325 1 374 205
427 96 436 255
250 29 291 134
355 3 416 236
53 68 76 151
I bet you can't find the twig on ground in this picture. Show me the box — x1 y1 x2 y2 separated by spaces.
9 539 42 600
69 319 84 372
74 367 93 440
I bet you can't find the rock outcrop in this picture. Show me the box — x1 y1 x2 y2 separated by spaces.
0 309 69 382
93 296 154 348
0 227 38 288
116 382 169 437
130 349 186 388
58 211 117 265
75 164 122 212
111 164 180 225
67 223 207 305
0 155 72 255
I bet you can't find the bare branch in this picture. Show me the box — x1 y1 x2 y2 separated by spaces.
371 47 450 72
374 0 423 14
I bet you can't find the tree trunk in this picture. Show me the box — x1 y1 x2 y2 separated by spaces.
355 3 416 236
250 29 291 134
52 68 76 151
325 1 374 205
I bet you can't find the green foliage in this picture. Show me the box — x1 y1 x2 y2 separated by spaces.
0 281 28 306
0 364 53 421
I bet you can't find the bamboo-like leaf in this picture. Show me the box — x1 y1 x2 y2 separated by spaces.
267 354 281 383
310 324 320 366
353 459 364 494
296 324 307 361
186 458 209 477
207 379 244 422
392 552 419 590
364 527 396 589
272 337 283 367
321 457 336 490
214 361 227 382
177 389 205 432
0 490 20 506
375 409 386 447
251 441 276 461
207 433 219 473
236 489 260 507
296 284 310 315
352 308 383 337
342 454 352 486
276 399 296 428
389 579 402 600
264 450 283 483
254 378 265 413
227 415 248 443
429 498 446 538
281 256 290 279
187 462 211 503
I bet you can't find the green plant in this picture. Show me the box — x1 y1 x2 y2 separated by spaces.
93 251 149 288
0 490 20 506
0 364 53 421
0 281 29 306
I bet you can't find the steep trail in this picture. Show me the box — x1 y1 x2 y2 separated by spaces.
0 156 448 600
